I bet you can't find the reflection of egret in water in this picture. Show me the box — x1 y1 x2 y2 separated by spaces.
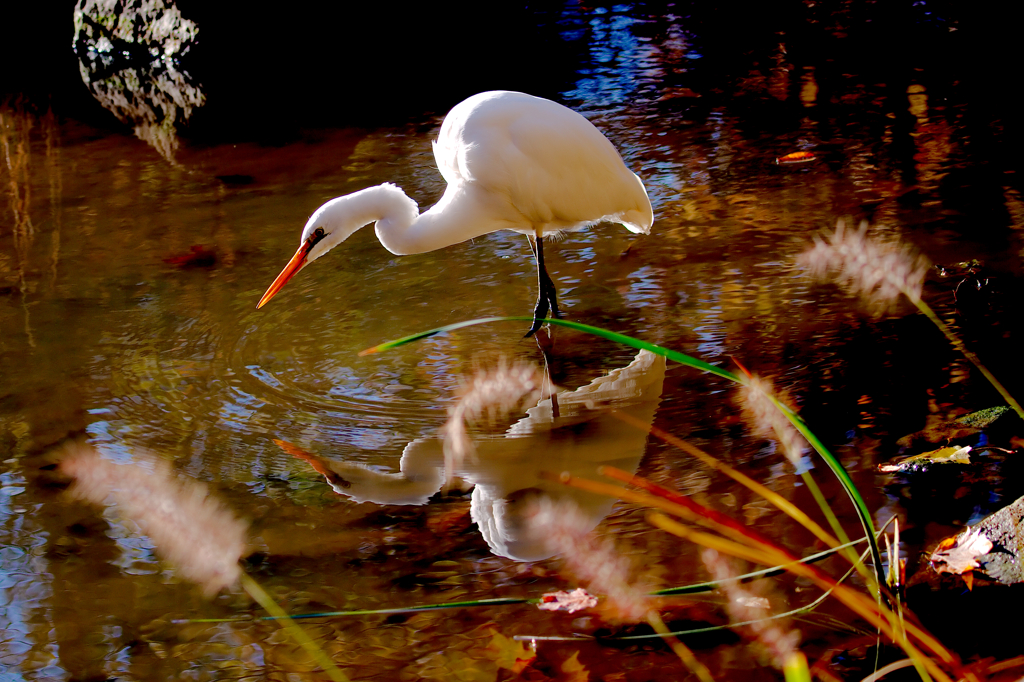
72 0 204 163
285 349 666 561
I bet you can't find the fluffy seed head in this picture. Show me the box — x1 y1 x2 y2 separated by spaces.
532 497 652 623
443 358 553 474
702 548 800 669
60 442 247 596
737 374 807 468
799 220 928 314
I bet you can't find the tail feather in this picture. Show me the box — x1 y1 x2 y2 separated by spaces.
621 172 653 234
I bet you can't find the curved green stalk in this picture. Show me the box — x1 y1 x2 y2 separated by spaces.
770 394 882 586
654 535 866 595
363 316 884 587
361 316 739 382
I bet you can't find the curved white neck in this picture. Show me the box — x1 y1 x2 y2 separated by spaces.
309 183 513 259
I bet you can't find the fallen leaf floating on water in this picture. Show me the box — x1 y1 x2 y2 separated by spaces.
735 596 771 610
538 588 599 613
930 494 1024 588
775 151 817 164
878 445 972 473
897 405 1010 448
486 629 537 674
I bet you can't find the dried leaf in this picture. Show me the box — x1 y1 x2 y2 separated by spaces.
878 445 972 473
560 651 590 682
959 495 1024 585
538 588 598 614
735 596 771 610
930 528 994 589
487 630 536 674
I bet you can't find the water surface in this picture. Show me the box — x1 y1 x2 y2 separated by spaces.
3 2 1024 679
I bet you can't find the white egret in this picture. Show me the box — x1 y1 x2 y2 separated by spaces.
256 90 653 335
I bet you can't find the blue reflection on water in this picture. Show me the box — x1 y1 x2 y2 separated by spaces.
560 5 653 110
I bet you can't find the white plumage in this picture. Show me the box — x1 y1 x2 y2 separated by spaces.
258 90 653 334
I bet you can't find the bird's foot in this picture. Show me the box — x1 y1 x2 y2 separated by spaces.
525 295 550 337
548 297 563 319
525 315 546 338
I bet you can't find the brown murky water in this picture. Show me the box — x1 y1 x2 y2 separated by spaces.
3 3 1024 680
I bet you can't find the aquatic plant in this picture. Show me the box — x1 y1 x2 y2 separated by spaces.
443 356 553 479
363 316 883 586
531 495 714 682
701 548 801 671
59 441 350 682
799 219 928 315
736 373 808 469
360 317 980 679
799 220 1024 421
531 496 653 624
61 442 245 596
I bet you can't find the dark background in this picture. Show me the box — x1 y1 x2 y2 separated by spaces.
3 1 1020 166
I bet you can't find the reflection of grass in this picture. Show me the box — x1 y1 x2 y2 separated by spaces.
546 468 954 681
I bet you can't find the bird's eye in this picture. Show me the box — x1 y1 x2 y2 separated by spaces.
308 226 327 246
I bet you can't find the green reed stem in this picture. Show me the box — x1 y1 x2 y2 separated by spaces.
654 535 866 595
362 316 738 382
363 316 885 588
182 540 869 626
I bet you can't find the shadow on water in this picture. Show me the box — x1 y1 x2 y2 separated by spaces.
3 0 1024 678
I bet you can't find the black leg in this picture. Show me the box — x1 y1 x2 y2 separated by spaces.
539 238 561 319
526 236 561 337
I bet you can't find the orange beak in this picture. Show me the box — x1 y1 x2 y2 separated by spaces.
257 242 312 309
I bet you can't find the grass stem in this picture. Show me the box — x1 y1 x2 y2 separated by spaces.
911 297 1024 420
646 609 716 682
239 573 350 682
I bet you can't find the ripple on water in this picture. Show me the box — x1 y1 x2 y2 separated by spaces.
85 299 446 484
227 303 459 464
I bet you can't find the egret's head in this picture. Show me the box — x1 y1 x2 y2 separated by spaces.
256 201 346 309
257 185 415 309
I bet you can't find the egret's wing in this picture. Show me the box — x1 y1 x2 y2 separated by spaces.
435 91 652 233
